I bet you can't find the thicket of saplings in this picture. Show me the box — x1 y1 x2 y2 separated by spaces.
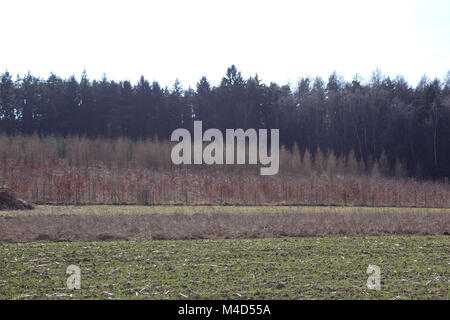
0 134 449 207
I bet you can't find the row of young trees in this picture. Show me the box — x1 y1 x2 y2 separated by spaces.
2 135 450 207
1 66 450 179
0 134 393 177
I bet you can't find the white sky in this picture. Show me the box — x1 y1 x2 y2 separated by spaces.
1 0 449 88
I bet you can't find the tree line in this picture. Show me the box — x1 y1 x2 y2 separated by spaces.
1 66 449 180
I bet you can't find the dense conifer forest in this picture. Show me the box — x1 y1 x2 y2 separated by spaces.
1 66 449 179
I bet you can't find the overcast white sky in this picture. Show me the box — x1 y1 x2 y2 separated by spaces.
1 0 449 88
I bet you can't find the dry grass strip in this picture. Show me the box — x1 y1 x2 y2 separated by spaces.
0 210 448 242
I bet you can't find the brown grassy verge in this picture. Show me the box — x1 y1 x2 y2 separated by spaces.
2 204 449 216
1 210 448 242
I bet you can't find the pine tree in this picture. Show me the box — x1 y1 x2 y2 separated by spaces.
395 159 405 178
290 142 301 172
326 151 337 177
346 149 358 175
379 150 389 176
371 161 381 178
0 72 17 134
302 149 312 177
314 147 324 174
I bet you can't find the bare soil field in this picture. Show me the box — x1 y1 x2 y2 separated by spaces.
0 205 448 242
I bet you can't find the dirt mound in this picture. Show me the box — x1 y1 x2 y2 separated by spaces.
0 187 34 210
